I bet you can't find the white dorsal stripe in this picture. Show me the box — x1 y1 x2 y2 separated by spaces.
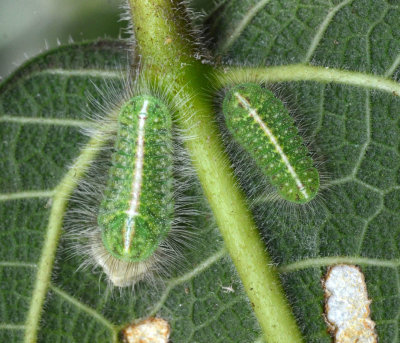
124 99 149 252
234 92 309 200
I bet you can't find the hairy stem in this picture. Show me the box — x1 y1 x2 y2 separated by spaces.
128 1 304 342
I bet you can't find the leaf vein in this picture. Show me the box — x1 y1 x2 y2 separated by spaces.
148 248 227 317
356 197 384 255
49 284 115 332
32 68 122 79
190 297 244 339
220 0 272 53
0 115 94 128
365 6 389 71
385 53 400 77
350 90 371 178
217 64 400 96
23 123 115 343
303 0 354 63
0 190 54 202
279 256 400 273
0 324 25 330
0 261 37 268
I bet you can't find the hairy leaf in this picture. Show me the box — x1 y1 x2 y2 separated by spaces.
0 40 260 342
1 0 400 342
205 0 400 342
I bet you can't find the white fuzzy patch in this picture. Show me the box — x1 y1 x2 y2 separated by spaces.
324 265 377 343
122 317 170 343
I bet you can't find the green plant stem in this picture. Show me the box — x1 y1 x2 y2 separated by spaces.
128 1 304 342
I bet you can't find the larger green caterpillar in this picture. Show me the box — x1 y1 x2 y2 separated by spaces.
223 83 319 204
96 95 173 285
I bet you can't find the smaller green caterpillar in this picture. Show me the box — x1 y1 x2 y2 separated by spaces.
223 83 319 204
96 95 173 285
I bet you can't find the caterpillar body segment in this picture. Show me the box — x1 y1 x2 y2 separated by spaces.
98 95 174 264
223 83 319 204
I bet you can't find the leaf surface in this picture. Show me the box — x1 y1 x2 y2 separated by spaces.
1 0 400 342
201 0 400 341
0 40 260 342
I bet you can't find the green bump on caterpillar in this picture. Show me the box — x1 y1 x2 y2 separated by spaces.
98 95 173 266
223 83 320 204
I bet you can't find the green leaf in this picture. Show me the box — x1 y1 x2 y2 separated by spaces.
1 1 400 343
206 0 400 342
0 40 261 342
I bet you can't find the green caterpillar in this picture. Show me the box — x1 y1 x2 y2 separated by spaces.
97 95 173 266
223 83 319 204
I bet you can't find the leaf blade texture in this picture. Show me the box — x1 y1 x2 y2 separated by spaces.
2 0 400 341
